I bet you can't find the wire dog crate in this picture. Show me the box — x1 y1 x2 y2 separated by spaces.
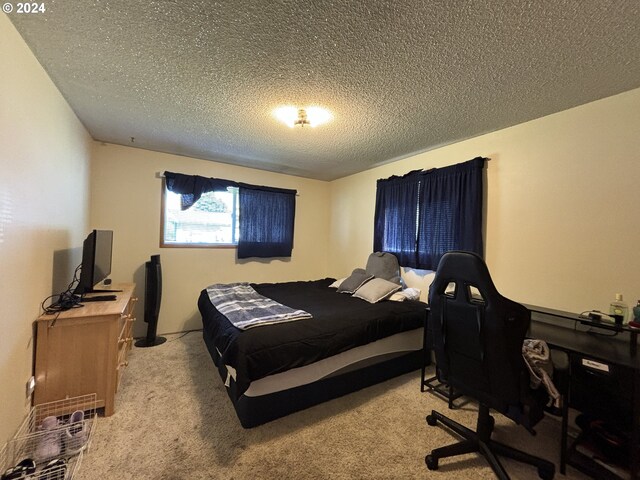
1 394 97 480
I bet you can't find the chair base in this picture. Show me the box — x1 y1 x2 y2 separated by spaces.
425 406 555 480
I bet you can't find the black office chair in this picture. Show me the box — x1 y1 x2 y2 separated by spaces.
425 251 556 480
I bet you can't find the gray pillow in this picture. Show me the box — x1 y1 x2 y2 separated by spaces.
365 252 402 285
337 268 374 294
353 277 402 303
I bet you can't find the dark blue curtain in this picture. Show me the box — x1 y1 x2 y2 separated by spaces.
373 170 421 267
164 171 234 210
417 157 485 269
237 185 297 259
373 157 485 270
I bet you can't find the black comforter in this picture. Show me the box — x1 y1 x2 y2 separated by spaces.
199 278 426 397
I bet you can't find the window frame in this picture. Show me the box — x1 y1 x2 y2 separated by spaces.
159 179 239 249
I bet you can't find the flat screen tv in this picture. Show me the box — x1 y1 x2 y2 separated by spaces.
74 229 113 295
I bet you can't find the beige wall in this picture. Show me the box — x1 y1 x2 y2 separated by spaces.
0 14 92 443
90 144 331 336
329 88 640 313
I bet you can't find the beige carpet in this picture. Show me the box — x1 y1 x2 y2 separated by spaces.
75 332 587 480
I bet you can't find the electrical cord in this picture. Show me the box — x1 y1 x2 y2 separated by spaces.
166 329 201 342
575 310 619 337
41 264 85 317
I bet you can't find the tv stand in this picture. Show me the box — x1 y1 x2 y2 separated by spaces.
35 284 137 416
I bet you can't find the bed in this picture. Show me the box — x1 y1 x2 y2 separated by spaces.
198 276 427 428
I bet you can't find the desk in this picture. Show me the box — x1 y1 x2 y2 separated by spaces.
528 305 640 480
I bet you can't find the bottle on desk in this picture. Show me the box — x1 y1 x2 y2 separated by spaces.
609 293 629 325
632 300 640 327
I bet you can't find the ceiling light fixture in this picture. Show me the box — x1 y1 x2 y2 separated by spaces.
294 108 310 127
274 106 332 128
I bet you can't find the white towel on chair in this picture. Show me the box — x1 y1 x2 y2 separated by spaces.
522 339 561 408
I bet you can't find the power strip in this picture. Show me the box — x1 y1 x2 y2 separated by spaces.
580 310 616 323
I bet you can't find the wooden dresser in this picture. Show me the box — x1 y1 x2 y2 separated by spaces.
34 284 136 416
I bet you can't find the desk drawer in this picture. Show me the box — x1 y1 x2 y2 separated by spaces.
570 355 633 428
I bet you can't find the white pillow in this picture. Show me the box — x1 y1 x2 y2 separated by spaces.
329 278 346 289
388 292 407 302
401 268 434 302
402 288 421 301
352 278 402 303
389 288 422 302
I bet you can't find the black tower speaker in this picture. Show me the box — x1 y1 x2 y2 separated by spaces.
135 254 166 347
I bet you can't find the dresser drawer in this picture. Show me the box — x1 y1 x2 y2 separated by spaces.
116 337 130 392
115 298 136 392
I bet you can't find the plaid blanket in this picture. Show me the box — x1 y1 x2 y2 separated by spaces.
206 283 312 330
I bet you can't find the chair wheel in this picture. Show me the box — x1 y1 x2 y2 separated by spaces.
537 464 555 480
426 414 438 426
425 454 438 470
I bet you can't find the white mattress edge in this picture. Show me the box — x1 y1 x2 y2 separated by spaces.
243 328 423 397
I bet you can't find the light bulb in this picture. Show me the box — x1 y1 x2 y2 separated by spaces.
273 106 332 128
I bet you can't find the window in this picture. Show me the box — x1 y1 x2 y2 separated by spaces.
161 171 298 257
373 157 485 270
162 186 239 247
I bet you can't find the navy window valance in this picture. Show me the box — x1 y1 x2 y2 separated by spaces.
373 157 485 270
164 171 297 259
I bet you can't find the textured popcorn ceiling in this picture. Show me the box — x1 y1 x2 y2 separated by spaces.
8 1 640 181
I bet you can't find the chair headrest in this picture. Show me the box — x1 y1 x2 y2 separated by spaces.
429 251 499 303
